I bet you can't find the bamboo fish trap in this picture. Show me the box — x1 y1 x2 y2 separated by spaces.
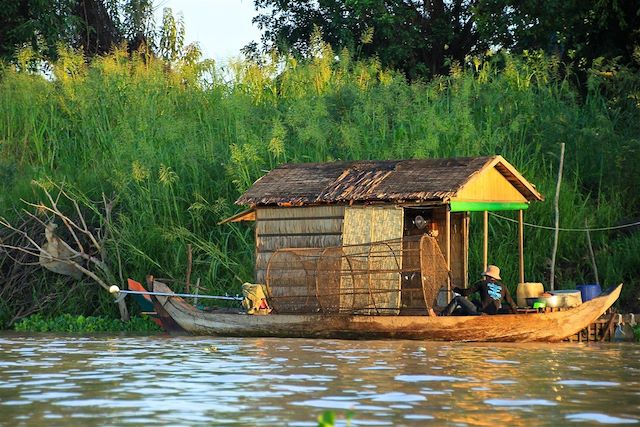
265 235 448 315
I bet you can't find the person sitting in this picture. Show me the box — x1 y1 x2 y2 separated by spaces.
441 265 517 316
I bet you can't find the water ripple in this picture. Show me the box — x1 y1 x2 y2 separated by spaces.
565 413 639 424
484 398 558 407
557 380 620 387
395 374 467 382
1 334 639 426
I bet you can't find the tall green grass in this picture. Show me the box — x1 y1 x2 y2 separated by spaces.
1 45 639 319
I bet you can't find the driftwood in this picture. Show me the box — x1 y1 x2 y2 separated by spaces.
0 181 129 322
39 222 83 279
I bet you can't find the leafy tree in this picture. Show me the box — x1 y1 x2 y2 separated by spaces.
250 0 487 79
0 0 156 61
251 0 640 79
0 0 78 60
473 0 640 69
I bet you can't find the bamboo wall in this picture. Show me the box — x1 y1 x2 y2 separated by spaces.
255 206 345 284
340 206 404 314
256 204 467 311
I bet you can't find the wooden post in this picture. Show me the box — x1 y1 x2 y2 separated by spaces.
585 219 599 285
518 209 525 284
483 210 488 271
446 207 451 294
550 143 565 291
185 244 193 294
193 277 201 307
463 212 469 288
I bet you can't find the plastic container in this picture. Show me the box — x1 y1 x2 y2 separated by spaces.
517 282 544 307
551 290 582 307
576 283 602 302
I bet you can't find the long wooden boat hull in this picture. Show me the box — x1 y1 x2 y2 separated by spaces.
152 281 622 342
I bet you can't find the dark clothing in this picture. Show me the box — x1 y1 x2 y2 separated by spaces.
447 278 517 315
444 295 480 316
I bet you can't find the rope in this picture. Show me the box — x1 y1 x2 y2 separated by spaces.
114 289 243 301
489 212 640 232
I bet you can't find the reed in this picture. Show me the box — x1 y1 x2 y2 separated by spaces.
0 46 638 321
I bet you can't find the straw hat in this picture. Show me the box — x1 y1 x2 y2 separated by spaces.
482 265 501 280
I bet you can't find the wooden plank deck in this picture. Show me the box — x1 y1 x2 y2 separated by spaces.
565 312 637 342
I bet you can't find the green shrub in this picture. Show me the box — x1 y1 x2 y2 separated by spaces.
13 314 162 333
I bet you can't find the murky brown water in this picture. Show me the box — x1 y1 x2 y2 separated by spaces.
0 333 639 426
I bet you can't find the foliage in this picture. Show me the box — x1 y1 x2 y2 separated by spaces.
0 0 165 62
250 0 485 79
0 45 639 323
13 313 161 333
0 0 78 61
634 324 640 342
475 0 640 71
317 410 353 427
251 0 640 79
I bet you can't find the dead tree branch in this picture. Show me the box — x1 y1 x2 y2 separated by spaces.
0 182 129 321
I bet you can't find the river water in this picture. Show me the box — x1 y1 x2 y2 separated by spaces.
0 333 639 426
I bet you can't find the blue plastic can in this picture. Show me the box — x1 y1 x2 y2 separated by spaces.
576 283 602 302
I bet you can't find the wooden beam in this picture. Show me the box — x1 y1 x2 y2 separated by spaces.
518 209 524 284
550 143 565 291
446 208 451 292
463 212 469 288
483 210 488 271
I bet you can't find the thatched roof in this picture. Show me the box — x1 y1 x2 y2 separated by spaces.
236 156 543 206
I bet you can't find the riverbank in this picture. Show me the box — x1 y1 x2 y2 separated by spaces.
1 47 639 324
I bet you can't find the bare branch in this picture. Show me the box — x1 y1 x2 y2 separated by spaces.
0 244 44 259
1 182 130 321
0 217 51 256
21 199 86 253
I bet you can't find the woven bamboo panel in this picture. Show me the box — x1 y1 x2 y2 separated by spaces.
257 206 345 219
255 205 345 285
257 218 344 235
341 207 372 312
341 206 404 314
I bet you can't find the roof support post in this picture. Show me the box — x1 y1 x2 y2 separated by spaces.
483 210 488 271
463 212 469 289
518 209 525 284
446 207 451 294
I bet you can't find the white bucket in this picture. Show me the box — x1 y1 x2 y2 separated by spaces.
551 290 582 307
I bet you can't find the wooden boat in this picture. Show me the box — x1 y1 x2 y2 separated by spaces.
127 278 184 333
152 280 622 342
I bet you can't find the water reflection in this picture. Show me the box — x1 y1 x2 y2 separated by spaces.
0 334 639 426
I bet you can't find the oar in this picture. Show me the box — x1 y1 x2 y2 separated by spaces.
109 285 243 302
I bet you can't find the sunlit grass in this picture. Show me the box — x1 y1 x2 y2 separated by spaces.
1 45 638 317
